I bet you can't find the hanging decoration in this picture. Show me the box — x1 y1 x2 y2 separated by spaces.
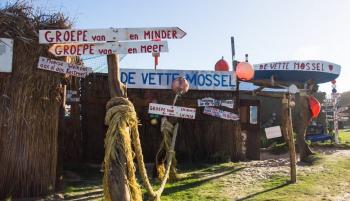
308 96 321 118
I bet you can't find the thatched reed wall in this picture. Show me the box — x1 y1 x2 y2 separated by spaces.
0 3 71 199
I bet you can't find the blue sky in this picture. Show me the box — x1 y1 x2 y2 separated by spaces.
9 0 350 93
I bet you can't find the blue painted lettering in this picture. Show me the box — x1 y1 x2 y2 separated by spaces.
205 74 212 86
198 74 205 86
149 73 156 85
222 75 228 87
141 73 148 84
213 74 220 86
128 72 135 84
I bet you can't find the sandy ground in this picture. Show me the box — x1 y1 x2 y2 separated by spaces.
221 148 350 201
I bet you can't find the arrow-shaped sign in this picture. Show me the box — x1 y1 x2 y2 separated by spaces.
39 27 186 44
48 40 168 56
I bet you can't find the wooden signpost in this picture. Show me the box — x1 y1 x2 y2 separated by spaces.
39 25 187 201
48 40 168 56
39 27 186 44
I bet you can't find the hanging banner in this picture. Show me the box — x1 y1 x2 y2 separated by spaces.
197 97 234 108
37 57 92 78
0 38 13 73
265 126 282 139
203 107 239 121
148 103 196 119
120 69 236 91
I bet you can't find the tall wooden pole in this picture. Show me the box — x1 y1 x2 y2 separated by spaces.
231 37 243 161
106 54 130 201
282 94 297 183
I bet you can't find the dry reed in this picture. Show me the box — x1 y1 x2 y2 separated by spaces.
0 1 72 199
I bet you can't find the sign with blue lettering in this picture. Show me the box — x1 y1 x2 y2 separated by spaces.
120 69 236 90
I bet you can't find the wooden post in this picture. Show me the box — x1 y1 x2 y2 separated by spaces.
106 54 130 201
294 94 313 161
231 36 243 161
282 94 297 183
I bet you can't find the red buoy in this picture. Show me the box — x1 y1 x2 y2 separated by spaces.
215 56 229 71
236 62 255 81
307 96 321 118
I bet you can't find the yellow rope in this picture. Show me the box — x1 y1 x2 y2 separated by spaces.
103 97 179 201
156 118 178 181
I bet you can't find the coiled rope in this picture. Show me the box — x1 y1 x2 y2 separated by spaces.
103 97 179 201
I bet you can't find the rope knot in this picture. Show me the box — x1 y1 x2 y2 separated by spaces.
105 97 138 127
161 117 174 134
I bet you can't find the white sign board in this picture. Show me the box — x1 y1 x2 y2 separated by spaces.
265 126 282 139
39 27 186 44
340 117 349 121
37 57 92 78
0 38 13 73
332 93 341 99
120 69 236 91
66 90 80 102
323 99 332 103
254 60 341 75
49 41 168 56
337 107 348 113
148 103 196 119
337 113 349 117
203 107 239 121
197 97 234 109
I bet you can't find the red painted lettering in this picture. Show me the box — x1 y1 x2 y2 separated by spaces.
56 31 62 42
63 45 69 55
63 31 70 41
89 44 94 54
172 30 177 38
144 31 150 39
130 34 138 40
44 31 54 43
83 30 88 41
71 31 75 41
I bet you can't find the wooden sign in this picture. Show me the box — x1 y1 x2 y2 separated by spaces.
39 27 186 44
337 113 349 117
337 107 348 113
66 90 80 102
120 69 236 91
0 38 13 73
48 40 168 56
265 126 282 139
340 117 349 121
197 97 234 108
148 103 196 119
203 107 239 121
37 57 92 78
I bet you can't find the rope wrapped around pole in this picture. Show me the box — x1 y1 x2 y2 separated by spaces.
103 97 179 201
